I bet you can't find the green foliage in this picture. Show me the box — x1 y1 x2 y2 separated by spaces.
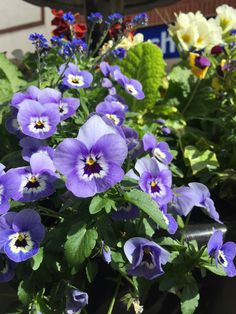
0 53 26 103
86 261 98 283
31 248 44 271
117 42 166 111
180 277 200 314
124 189 168 230
89 195 116 214
17 280 31 305
64 222 98 266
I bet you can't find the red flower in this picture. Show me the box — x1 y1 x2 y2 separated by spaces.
73 23 87 39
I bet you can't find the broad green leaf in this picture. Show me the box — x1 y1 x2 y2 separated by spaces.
89 195 116 214
181 279 200 314
184 145 219 174
64 222 98 265
31 247 44 270
201 262 226 276
117 42 165 111
86 261 98 283
157 237 184 249
137 218 156 237
124 189 168 230
0 53 26 103
17 280 31 305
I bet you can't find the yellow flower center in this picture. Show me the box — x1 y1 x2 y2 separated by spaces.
29 176 37 183
86 157 95 166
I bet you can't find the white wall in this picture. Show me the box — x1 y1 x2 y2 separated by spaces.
0 0 52 57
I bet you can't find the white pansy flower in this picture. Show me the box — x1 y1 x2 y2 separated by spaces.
216 4 236 33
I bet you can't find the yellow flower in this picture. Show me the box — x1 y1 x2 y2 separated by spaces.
188 52 210 79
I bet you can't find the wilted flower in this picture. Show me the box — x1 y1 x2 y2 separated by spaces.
17 100 60 139
4 153 57 202
160 205 178 235
0 254 16 282
124 237 170 279
101 241 112 263
0 209 45 262
59 63 93 89
54 115 128 198
143 133 173 165
188 182 221 223
208 230 236 277
66 289 88 314
127 157 172 206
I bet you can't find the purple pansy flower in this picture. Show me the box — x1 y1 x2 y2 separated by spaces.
66 289 88 314
170 186 197 216
102 78 113 89
124 237 170 280
4 153 57 202
101 241 111 264
0 164 11 215
19 137 54 162
160 205 178 235
122 126 143 159
194 55 211 69
11 86 41 109
112 48 127 59
100 62 121 81
161 127 171 135
59 63 93 89
143 133 173 165
112 204 139 221
188 182 221 223
38 88 80 121
0 254 16 282
208 230 236 277
17 100 60 139
54 115 128 198
0 209 45 262
127 157 172 206
96 101 125 126
88 12 103 24
116 73 145 100
5 108 24 138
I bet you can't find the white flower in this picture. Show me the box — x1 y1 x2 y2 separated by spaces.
215 4 236 33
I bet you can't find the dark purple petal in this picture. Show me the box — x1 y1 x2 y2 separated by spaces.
112 204 139 221
194 55 211 69
0 255 15 283
20 137 54 162
66 289 88 314
12 209 41 232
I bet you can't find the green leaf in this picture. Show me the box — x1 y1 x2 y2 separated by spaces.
0 53 26 103
180 279 200 314
157 237 184 249
184 145 219 174
64 222 98 265
17 280 31 305
124 189 168 230
89 195 116 214
117 42 165 111
86 261 98 283
31 247 44 270
137 218 156 237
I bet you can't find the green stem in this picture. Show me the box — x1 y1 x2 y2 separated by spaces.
37 205 63 219
36 47 41 88
107 277 121 314
91 27 109 58
53 56 73 87
180 212 191 244
182 79 201 114
87 23 95 57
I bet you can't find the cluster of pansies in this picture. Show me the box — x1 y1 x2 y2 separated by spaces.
1 6 236 314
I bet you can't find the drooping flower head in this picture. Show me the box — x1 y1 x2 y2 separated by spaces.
189 52 211 79
59 63 93 89
207 230 236 277
17 100 60 139
116 73 145 100
0 254 16 282
188 182 222 223
160 205 178 235
4 153 57 202
66 289 88 314
0 209 45 262
54 115 128 198
19 137 54 162
101 241 112 264
96 101 125 126
38 87 80 121
124 237 170 280
127 157 172 206
143 133 173 165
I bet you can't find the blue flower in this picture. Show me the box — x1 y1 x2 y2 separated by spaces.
101 241 111 263
107 13 123 24
0 209 45 262
132 13 148 26
59 63 93 89
29 33 48 49
88 12 103 24
112 48 127 59
66 289 88 314
124 237 170 280
63 12 75 24
116 73 145 100
208 230 236 277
